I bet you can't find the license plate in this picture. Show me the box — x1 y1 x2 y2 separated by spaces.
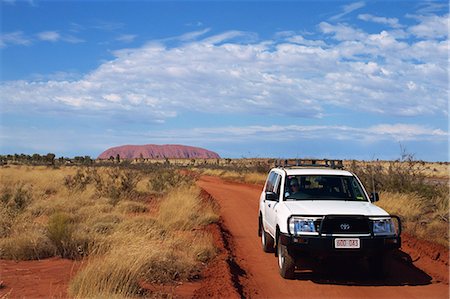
334 238 360 249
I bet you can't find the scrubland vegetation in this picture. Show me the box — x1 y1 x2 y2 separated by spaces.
199 168 267 185
0 165 218 298
0 156 448 297
347 159 449 247
197 157 449 247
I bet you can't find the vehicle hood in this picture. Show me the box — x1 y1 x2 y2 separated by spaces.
283 200 389 216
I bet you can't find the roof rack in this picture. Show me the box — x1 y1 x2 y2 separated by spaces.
274 159 344 170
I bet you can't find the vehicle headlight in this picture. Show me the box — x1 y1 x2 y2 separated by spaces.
372 218 396 236
289 217 321 236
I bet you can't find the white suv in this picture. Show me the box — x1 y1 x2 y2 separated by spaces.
258 160 401 279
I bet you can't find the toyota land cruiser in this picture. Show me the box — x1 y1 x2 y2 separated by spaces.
258 159 401 279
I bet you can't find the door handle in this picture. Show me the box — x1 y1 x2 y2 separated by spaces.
268 203 271 208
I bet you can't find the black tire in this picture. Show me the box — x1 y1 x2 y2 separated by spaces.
260 220 275 253
369 253 391 278
277 236 295 279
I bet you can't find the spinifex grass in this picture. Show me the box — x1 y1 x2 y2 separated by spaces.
0 165 219 298
69 186 218 298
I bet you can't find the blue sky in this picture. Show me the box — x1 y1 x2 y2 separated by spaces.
0 0 448 161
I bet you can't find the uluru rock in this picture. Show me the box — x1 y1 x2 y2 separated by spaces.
98 144 220 160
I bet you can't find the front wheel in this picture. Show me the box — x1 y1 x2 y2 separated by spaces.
277 236 295 279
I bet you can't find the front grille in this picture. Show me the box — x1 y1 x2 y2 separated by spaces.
320 216 370 234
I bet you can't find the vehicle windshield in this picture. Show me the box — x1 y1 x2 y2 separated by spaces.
284 175 368 201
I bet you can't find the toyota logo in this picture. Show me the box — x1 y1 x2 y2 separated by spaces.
340 223 350 230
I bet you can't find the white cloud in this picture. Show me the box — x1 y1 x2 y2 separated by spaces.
329 1 366 21
37 31 61 42
116 34 137 43
408 14 449 39
285 35 327 46
1 30 84 47
200 30 257 44
319 22 367 41
3 123 443 157
62 35 85 44
185 21 204 27
358 14 402 28
0 31 32 48
177 28 210 41
1 14 448 121
127 123 448 144
415 1 448 15
367 124 447 141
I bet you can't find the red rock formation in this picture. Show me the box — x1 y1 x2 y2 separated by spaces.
97 144 220 159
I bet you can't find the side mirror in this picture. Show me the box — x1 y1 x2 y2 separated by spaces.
370 192 379 202
265 191 278 201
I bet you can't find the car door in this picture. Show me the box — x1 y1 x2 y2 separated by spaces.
264 173 281 236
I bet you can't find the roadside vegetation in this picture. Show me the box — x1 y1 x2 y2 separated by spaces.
0 165 218 298
347 158 449 247
196 157 449 247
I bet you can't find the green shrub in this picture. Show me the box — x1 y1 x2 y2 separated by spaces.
93 168 141 205
0 182 32 213
347 159 447 200
148 169 195 193
142 248 199 283
0 230 55 260
64 168 95 192
46 212 74 258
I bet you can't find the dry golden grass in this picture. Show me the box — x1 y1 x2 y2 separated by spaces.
377 191 448 247
69 186 218 298
0 165 219 297
243 172 267 185
157 186 219 230
419 162 449 179
344 160 449 180
199 168 266 185
70 231 216 298
0 229 54 260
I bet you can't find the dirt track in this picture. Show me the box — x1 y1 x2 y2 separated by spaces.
198 176 449 299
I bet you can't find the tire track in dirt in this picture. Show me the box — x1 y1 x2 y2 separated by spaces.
198 175 449 299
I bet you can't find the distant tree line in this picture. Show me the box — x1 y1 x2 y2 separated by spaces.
0 153 93 166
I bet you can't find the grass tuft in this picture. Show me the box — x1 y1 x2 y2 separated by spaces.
157 186 219 231
0 229 54 260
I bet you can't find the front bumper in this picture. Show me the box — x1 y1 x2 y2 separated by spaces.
279 233 401 258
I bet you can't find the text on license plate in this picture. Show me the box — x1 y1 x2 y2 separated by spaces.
334 238 360 249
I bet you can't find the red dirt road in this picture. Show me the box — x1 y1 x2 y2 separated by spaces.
198 176 449 299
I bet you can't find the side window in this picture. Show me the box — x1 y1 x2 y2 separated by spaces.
274 175 282 195
265 172 276 192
